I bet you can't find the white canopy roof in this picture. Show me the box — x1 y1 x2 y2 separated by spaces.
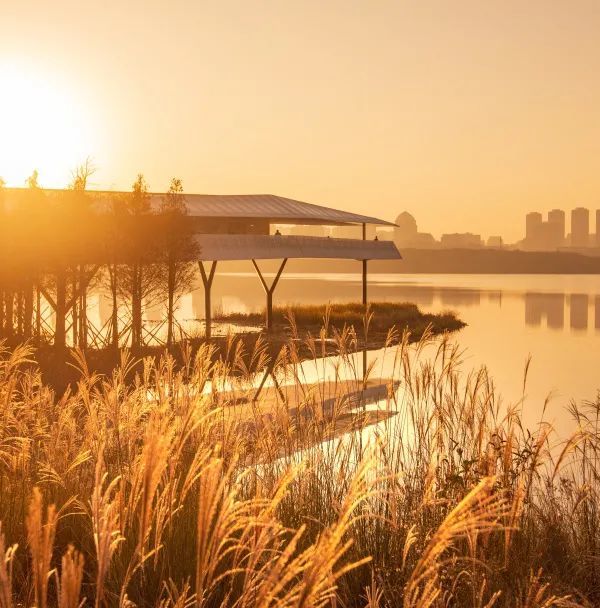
151 193 395 226
195 234 401 261
4 188 395 227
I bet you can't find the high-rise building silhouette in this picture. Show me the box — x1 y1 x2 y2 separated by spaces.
547 209 565 248
525 212 543 243
571 207 589 247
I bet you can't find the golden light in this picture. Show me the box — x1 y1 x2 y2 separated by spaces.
0 62 97 187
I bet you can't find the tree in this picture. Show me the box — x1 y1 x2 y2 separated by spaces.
120 175 160 349
102 193 128 349
2 171 45 341
157 178 198 347
67 160 97 348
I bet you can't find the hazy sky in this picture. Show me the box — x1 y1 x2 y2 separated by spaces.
1 0 599 241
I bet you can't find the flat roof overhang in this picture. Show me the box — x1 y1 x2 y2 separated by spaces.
3 189 397 227
194 234 402 261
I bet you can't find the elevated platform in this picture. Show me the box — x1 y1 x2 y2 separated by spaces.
195 233 401 261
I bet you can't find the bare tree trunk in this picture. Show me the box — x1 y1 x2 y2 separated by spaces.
167 260 175 347
55 269 67 349
110 264 119 350
131 263 143 349
71 271 79 347
79 265 88 349
24 282 33 339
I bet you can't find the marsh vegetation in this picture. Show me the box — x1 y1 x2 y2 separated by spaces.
216 300 464 347
0 322 598 607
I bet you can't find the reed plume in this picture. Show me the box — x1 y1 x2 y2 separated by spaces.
26 488 57 608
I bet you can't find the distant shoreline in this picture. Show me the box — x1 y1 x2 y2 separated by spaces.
213 247 600 275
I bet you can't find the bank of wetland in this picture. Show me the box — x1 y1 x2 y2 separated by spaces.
0 311 598 607
214 300 465 354
30 300 464 390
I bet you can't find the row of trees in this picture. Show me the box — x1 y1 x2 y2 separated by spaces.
0 167 199 349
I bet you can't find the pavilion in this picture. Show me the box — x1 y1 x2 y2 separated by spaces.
145 193 402 337
1 188 401 345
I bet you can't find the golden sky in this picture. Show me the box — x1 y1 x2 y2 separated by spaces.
1 0 599 241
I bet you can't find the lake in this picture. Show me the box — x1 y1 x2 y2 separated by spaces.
196 272 600 433
88 271 600 432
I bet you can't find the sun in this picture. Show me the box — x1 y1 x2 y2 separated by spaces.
0 62 98 188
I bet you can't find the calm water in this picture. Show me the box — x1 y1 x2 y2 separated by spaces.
203 272 600 432
88 272 600 431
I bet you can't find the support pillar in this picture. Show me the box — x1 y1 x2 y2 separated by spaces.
362 259 368 306
361 222 368 307
361 222 369 381
252 258 288 331
198 261 217 340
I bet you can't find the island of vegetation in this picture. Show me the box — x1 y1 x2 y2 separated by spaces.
214 300 465 357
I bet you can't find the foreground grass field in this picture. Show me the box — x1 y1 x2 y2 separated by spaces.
0 323 598 607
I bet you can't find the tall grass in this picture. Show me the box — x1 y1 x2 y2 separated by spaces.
0 321 597 607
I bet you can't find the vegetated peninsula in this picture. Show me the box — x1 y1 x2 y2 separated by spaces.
216 301 464 351
31 301 464 391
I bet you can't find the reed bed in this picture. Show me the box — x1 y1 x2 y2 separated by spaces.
0 318 597 607
215 301 464 340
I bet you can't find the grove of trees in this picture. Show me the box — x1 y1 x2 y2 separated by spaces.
0 168 200 350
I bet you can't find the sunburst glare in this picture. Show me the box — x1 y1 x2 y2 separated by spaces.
0 61 97 187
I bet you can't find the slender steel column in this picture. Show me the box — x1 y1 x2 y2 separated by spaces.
361 222 368 381
362 222 368 306
198 261 218 339
252 258 288 331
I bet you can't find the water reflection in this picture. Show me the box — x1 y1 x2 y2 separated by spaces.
207 274 598 336
488 291 502 306
84 272 599 433
525 293 564 329
569 294 588 331
88 273 600 340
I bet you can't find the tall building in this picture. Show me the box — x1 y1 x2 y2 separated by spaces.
525 212 543 243
547 209 565 248
571 207 590 247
